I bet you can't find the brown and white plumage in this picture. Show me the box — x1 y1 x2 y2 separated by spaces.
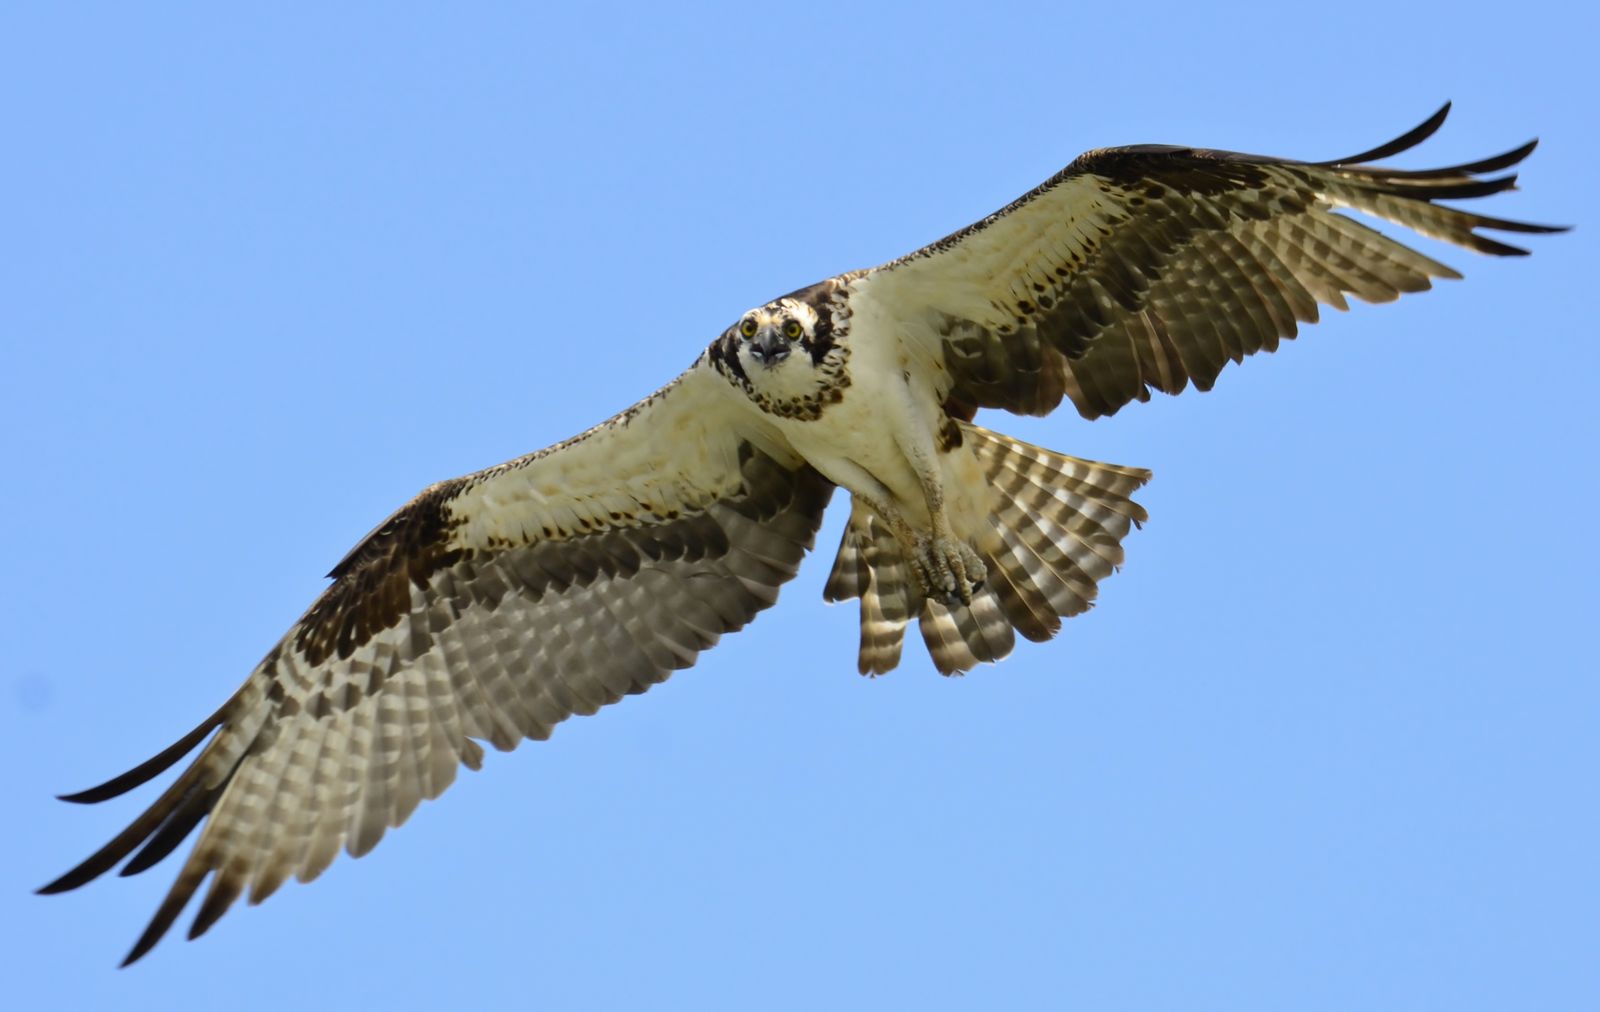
42 366 835 964
824 425 1150 675
43 104 1563 964
862 103 1558 421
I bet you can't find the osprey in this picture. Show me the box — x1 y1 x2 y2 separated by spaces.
43 104 1563 964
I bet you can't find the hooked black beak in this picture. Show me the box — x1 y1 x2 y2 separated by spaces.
750 326 791 366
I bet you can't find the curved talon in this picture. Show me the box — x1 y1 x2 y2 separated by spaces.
910 536 986 605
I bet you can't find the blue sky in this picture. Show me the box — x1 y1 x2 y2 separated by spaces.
3 3 1593 1009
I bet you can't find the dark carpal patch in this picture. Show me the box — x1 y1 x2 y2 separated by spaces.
295 477 471 667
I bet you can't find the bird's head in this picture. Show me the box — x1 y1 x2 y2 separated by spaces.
730 300 821 371
706 286 849 417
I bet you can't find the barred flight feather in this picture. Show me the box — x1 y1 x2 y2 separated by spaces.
865 102 1564 422
42 366 834 965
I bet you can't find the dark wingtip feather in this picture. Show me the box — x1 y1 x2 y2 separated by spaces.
1464 214 1573 252
56 704 227 804
120 922 169 968
186 874 244 942
119 781 224 878
1319 102 1451 166
1471 237 1533 256
38 771 207 894
119 867 208 967
1477 217 1572 235
1400 173 1523 200
40 719 241 898
1466 137 1538 175
39 832 150 894
1395 138 1542 178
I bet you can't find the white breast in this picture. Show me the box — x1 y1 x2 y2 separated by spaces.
766 321 989 541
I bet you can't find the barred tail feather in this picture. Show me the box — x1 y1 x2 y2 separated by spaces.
824 501 915 675
918 594 1014 673
822 423 1150 676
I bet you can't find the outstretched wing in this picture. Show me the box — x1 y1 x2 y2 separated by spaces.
40 360 833 965
851 103 1566 420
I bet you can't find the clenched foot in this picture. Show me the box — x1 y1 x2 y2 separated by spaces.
909 536 987 605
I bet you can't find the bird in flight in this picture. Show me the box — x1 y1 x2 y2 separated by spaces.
42 104 1563 965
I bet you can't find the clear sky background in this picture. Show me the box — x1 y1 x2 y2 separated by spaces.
3 4 1593 1009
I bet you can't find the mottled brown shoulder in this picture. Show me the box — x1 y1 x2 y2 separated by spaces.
295 477 471 667
1063 145 1285 197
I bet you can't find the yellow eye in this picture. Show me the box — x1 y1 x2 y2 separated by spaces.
739 319 758 338
783 320 802 339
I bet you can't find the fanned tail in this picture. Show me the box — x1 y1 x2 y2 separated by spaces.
824 422 1150 675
